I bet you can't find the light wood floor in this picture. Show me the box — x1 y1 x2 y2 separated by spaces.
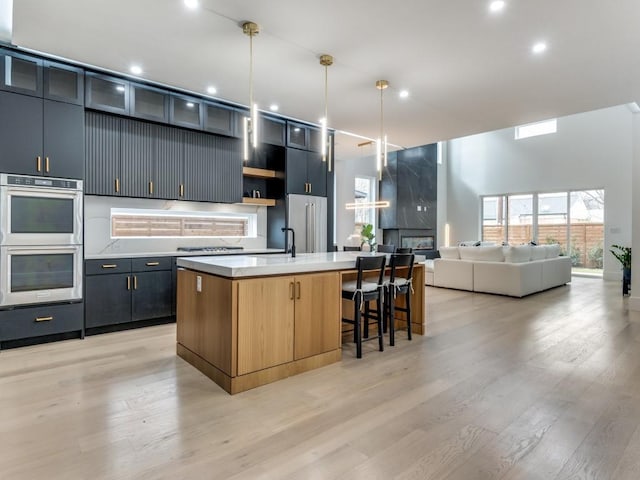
2 277 640 479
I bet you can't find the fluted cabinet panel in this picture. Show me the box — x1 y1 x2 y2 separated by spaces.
85 111 121 195
183 131 217 202
156 125 183 200
121 119 155 198
214 135 242 203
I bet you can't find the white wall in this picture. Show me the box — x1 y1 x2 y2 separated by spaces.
446 105 633 279
334 154 379 249
630 113 640 310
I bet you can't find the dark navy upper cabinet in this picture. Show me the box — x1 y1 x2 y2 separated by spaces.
86 72 130 115
287 122 309 150
260 115 286 146
170 94 203 129
43 61 84 106
131 83 169 123
204 102 237 137
0 51 84 106
0 91 83 178
0 50 43 97
285 147 327 197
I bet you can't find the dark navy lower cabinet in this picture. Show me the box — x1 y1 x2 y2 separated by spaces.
0 302 84 345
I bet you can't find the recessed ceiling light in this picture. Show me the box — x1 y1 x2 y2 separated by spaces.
532 42 547 54
130 64 142 75
186 102 194 108
206 86 217 95
269 104 279 112
319 117 326 124
116 85 125 93
399 90 409 99
184 0 198 9
294 128 301 132
489 1 506 13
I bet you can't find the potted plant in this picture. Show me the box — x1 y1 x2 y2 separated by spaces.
610 244 631 295
360 223 376 252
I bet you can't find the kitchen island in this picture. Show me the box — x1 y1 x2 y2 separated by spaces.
176 252 425 394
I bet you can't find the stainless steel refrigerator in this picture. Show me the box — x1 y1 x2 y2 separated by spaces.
287 194 327 253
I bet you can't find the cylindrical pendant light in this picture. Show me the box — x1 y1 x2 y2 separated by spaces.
319 54 333 171
375 79 389 180
242 21 260 161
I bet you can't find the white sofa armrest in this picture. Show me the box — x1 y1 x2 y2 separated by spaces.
433 259 474 291
541 256 572 289
473 261 543 297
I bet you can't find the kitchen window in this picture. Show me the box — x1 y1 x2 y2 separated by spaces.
111 208 257 238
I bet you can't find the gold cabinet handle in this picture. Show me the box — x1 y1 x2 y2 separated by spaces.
115 178 120 193
35 316 53 322
45 157 50 173
101 264 117 269
179 184 184 197
289 282 295 300
296 281 301 299
126 276 131 290
133 276 137 290
36 156 41 172
308 183 311 194
146 261 160 266
149 181 153 195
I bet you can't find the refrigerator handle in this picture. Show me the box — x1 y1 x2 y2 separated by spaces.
311 203 316 252
304 203 311 253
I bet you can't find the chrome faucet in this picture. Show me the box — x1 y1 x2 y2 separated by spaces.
281 227 296 257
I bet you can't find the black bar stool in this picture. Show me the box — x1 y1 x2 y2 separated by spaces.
343 245 362 251
376 244 396 253
396 247 413 254
383 253 415 346
341 255 386 358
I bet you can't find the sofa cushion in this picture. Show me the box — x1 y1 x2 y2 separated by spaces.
530 246 547 261
545 244 561 258
459 246 504 262
504 245 532 263
439 246 460 259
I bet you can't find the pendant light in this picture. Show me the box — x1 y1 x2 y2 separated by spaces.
241 21 260 161
375 79 389 180
319 54 333 171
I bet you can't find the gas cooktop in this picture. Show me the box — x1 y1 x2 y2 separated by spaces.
177 246 244 253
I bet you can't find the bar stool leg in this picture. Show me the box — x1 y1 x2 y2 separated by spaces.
406 290 412 341
376 295 384 352
363 301 370 339
389 291 396 347
354 297 362 359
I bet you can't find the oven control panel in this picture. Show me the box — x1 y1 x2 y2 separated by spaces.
5 175 79 190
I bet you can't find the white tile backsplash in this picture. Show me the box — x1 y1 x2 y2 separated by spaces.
84 196 268 255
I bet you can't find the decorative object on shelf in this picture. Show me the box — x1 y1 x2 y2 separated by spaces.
610 244 631 295
375 79 389 180
360 223 376 252
241 21 260 161
319 54 333 171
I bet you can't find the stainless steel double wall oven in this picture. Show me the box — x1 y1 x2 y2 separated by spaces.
0 174 83 307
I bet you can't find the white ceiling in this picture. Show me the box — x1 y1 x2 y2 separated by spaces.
10 0 640 158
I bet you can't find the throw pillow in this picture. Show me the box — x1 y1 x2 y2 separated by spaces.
530 246 547 261
545 244 561 258
504 245 532 263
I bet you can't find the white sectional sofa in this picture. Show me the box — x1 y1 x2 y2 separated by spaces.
424 244 571 297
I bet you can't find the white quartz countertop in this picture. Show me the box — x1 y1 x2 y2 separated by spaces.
177 252 424 278
85 248 284 260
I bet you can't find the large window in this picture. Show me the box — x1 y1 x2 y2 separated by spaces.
111 208 257 238
354 176 376 232
481 189 604 274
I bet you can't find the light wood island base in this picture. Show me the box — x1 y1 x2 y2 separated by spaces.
176 255 425 394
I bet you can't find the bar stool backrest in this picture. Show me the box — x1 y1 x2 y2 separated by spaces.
389 253 415 284
355 255 387 289
376 244 395 253
395 247 413 254
343 245 362 251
